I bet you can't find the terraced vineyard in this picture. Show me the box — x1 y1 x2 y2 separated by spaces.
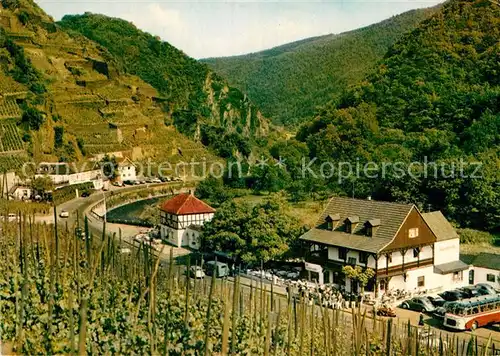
0 121 24 152
0 154 28 171
0 99 22 119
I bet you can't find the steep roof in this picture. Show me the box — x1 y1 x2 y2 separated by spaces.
472 253 500 271
300 196 414 253
421 211 458 241
160 193 215 215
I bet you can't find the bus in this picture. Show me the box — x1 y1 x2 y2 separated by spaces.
443 294 500 331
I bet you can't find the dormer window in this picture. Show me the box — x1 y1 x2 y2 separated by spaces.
365 219 381 236
345 216 359 234
325 214 340 230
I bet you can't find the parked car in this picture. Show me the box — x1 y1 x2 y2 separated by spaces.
433 301 453 320
438 290 463 302
427 295 446 307
123 180 134 186
475 283 498 295
150 178 162 183
59 210 69 218
376 306 396 317
81 191 91 197
189 266 205 279
458 286 480 299
205 261 230 278
120 248 131 254
112 181 124 187
400 297 435 312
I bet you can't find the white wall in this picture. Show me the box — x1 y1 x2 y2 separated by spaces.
434 238 460 265
11 187 32 200
387 265 467 293
473 267 500 289
160 212 214 248
0 172 21 193
118 165 136 181
68 170 101 185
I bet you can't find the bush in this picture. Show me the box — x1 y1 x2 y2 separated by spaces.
458 228 493 245
21 106 45 130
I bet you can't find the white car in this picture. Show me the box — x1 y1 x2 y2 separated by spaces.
151 178 162 183
120 248 131 254
189 266 205 279
59 210 69 218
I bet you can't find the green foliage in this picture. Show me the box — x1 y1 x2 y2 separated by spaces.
342 265 376 288
202 8 435 126
458 228 493 245
200 125 251 158
201 193 306 264
17 10 30 25
76 137 85 155
194 176 233 207
0 36 46 94
30 176 53 195
52 182 93 204
99 154 118 180
21 106 44 130
53 126 64 148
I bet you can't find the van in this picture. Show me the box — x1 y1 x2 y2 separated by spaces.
205 261 230 278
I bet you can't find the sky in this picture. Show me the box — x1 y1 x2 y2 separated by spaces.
37 0 444 59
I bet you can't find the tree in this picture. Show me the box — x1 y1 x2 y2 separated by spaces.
251 164 290 194
99 155 118 180
21 107 45 130
342 265 376 294
195 177 232 207
201 193 305 265
31 176 54 195
54 126 64 148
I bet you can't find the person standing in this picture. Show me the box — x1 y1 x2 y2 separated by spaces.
418 312 425 326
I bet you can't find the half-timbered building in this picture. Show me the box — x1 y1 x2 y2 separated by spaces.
159 193 215 249
300 197 468 295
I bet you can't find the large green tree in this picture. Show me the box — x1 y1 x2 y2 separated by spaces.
201 193 306 264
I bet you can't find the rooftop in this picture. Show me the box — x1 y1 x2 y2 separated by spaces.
472 253 500 271
300 196 414 253
160 193 216 215
422 211 458 241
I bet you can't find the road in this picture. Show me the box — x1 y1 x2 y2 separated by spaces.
42 183 500 350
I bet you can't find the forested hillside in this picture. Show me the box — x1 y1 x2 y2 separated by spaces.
296 0 500 231
202 8 437 127
59 14 271 158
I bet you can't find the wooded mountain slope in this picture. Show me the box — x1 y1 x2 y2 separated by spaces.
202 8 437 127
297 0 500 231
58 13 270 158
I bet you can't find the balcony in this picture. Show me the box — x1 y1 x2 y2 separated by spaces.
376 258 434 278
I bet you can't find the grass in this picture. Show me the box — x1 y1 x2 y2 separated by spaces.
234 193 326 227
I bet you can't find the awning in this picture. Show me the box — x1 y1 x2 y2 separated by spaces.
434 260 469 275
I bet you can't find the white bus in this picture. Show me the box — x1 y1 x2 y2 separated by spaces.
443 294 500 331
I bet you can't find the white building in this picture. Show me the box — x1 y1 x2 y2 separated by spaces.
159 193 215 249
35 162 103 189
116 157 136 182
470 253 500 290
8 185 32 200
300 197 469 296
